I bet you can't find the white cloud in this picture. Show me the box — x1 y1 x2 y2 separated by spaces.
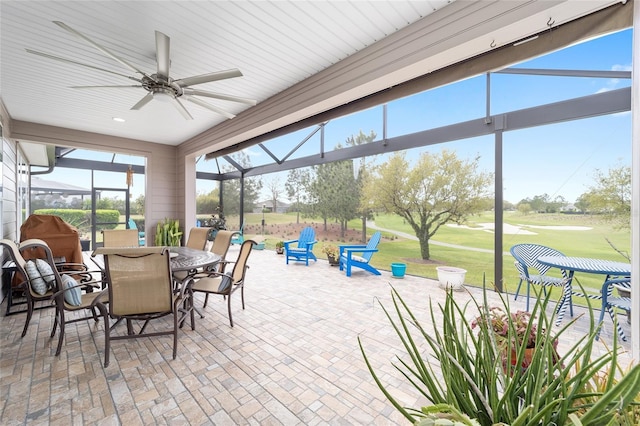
612 63 632 72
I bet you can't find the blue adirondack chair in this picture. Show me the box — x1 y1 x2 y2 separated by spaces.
231 223 244 245
284 226 317 266
127 218 145 246
339 231 382 277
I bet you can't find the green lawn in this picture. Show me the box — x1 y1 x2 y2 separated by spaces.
225 211 630 307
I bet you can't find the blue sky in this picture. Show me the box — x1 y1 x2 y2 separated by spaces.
47 28 632 206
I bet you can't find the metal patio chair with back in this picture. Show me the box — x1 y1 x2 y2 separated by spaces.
94 246 195 367
510 243 569 312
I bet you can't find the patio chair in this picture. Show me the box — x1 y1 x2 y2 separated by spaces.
510 243 568 312
230 223 244 245
596 277 631 341
284 226 317 266
185 227 210 250
1 239 56 337
173 229 232 282
191 240 254 327
127 218 145 246
18 239 106 356
209 230 234 273
102 229 140 248
94 247 194 367
1 238 97 337
338 231 382 277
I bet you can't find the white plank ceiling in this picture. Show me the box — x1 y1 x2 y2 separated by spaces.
0 1 623 147
1 1 450 145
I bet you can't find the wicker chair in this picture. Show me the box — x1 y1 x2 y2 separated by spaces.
191 240 254 327
94 247 194 367
510 243 568 312
597 277 631 341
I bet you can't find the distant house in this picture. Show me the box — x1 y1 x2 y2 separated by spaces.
254 200 290 214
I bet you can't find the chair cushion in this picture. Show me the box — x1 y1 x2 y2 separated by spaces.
61 274 82 306
25 260 48 295
35 258 56 288
217 274 233 292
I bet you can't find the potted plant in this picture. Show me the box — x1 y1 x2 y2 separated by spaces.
275 241 284 254
154 218 182 246
471 305 558 370
321 244 339 266
360 281 640 425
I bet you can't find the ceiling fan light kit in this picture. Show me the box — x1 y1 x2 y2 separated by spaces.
27 21 256 120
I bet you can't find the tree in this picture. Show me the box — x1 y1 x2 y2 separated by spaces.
517 203 532 215
267 176 282 213
285 168 311 224
346 130 377 242
574 193 591 213
196 188 219 214
132 194 145 215
217 151 263 217
582 164 631 227
310 160 359 236
366 150 492 260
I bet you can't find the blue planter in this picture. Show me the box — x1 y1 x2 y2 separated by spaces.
391 262 407 278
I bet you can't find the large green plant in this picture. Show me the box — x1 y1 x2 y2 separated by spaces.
359 282 640 425
154 218 183 246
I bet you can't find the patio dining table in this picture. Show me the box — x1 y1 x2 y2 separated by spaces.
537 256 631 333
91 246 220 286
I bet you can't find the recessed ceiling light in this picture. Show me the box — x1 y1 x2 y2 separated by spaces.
112 117 125 122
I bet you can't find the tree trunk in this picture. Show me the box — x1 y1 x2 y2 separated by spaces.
361 216 366 243
419 237 431 260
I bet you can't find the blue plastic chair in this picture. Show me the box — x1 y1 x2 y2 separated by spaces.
231 223 244 245
339 232 382 277
127 218 145 246
510 243 568 312
284 226 317 266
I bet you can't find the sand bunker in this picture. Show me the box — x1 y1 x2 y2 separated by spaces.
446 222 592 235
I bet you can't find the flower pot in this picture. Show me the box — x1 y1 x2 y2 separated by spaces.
276 247 284 255
391 262 407 278
436 266 466 290
327 254 339 266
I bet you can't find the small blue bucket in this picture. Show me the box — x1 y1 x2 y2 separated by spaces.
391 262 407 278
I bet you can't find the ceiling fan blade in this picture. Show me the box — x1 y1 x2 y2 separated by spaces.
183 88 257 105
71 85 142 89
176 69 243 87
155 31 170 80
184 96 235 119
53 21 149 78
131 93 154 110
26 49 141 82
170 97 193 120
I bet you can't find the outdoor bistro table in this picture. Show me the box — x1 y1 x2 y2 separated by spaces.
537 256 631 336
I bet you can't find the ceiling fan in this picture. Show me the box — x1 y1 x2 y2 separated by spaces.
26 21 256 120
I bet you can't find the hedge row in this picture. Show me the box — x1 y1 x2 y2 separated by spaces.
33 209 121 232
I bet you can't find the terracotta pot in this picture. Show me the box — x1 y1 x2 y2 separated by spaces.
509 347 535 369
